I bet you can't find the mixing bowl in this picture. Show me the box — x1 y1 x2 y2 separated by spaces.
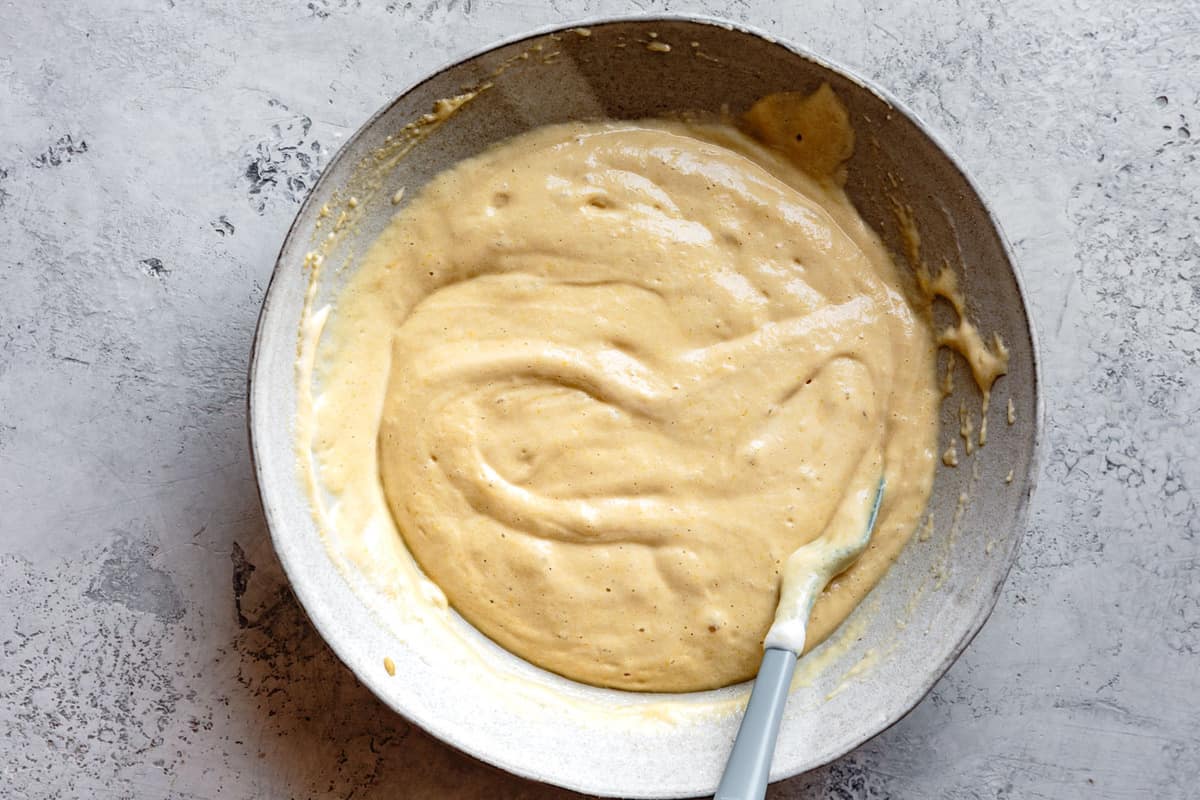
248 16 1040 798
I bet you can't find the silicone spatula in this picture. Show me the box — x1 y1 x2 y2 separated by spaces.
714 477 885 800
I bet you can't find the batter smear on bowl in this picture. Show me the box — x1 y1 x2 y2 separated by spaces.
313 86 939 692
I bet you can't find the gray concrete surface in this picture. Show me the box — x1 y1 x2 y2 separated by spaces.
2 1 1198 797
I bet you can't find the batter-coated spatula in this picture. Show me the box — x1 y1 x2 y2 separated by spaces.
714 478 885 800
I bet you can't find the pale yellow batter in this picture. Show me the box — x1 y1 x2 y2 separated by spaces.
311 88 939 692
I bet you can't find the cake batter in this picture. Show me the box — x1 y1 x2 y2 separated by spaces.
311 88 939 692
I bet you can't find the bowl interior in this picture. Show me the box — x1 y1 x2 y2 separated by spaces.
250 17 1038 799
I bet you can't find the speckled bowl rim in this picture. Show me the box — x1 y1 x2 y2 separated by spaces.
248 13 1043 797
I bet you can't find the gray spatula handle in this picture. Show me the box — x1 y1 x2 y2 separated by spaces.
714 647 798 800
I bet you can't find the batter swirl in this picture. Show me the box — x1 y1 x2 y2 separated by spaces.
315 93 938 691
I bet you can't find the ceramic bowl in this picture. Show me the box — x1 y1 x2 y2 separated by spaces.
249 16 1040 798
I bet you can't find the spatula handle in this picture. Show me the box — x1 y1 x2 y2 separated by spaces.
714 647 798 800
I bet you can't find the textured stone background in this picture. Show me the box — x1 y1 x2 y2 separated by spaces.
2 1 1198 798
